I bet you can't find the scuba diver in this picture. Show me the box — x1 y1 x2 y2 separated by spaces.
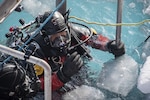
0 57 40 100
23 10 125 99
0 10 125 100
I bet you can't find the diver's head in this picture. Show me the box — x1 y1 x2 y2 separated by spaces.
0 63 25 97
42 11 71 55
42 11 67 34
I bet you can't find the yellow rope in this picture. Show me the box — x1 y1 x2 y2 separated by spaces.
69 16 150 26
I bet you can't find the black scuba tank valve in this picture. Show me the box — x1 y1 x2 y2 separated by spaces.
19 19 25 25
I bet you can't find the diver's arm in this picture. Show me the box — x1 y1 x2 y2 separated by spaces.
68 22 110 51
85 34 125 57
86 34 110 51
74 27 125 57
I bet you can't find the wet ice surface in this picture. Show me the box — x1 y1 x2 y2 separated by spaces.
138 56 150 94
97 54 139 97
141 38 150 62
137 38 150 94
62 85 105 100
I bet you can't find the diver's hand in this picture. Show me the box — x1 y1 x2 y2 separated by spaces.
107 40 125 57
57 52 83 83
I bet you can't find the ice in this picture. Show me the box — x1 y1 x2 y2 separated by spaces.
129 2 136 9
137 56 150 94
62 85 105 100
142 0 150 15
143 5 150 15
141 38 150 62
97 54 139 96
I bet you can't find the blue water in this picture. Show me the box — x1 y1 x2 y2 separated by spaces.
0 0 4 3
0 11 34 45
0 0 150 100
68 0 149 62
68 0 149 100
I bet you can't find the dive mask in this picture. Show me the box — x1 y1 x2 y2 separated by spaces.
48 29 71 49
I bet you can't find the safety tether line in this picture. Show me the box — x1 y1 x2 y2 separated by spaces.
69 16 150 26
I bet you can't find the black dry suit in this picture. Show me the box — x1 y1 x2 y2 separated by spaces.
30 24 92 72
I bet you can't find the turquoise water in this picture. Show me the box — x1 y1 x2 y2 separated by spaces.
67 0 149 63
0 11 34 45
67 0 149 75
68 0 149 100
0 0 150 100
0 0 4 3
